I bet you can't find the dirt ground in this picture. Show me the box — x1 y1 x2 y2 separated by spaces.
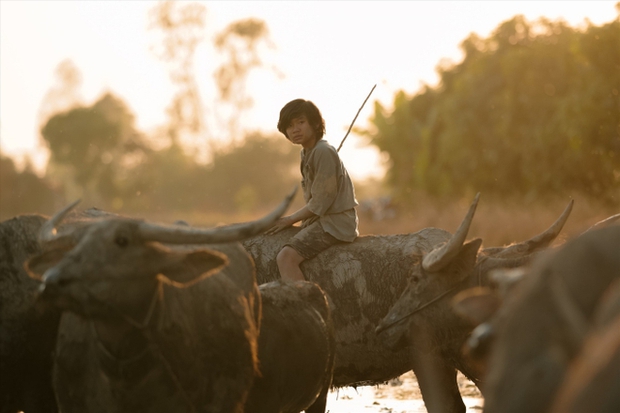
326 371 484 413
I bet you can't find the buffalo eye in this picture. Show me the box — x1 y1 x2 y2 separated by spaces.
411 275 420 283
115 235 129 247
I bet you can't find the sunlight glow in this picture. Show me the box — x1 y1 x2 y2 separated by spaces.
1 1 617 180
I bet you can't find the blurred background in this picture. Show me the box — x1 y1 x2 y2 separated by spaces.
1 1 618 245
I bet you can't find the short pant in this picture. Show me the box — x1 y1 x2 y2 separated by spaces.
285 220 344 260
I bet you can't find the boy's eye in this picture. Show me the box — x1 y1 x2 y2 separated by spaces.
287 118 306 129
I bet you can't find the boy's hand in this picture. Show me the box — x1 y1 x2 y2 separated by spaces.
265 216 295 235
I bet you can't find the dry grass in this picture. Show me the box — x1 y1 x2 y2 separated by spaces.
360 194 618 248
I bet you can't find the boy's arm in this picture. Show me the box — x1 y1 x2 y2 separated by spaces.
264 205 315 235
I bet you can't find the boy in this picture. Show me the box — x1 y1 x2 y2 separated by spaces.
265 99 359 281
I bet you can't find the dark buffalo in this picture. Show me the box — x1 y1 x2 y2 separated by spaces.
243 194 573 413
550 277 620 413
245 280 335 413
25 191 294 413
0 214 57 413
452 212 620 381
481 224 620 413
1 208 115 413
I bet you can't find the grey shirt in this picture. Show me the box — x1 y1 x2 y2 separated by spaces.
300 139 359 242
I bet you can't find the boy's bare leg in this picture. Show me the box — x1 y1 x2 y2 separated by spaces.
276 246 306 281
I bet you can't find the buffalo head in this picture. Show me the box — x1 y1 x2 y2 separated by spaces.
375 194 574 385
374 194 483 351
25 189 296 321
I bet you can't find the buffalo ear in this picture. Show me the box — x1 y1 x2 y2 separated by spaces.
460 238 483 268
160 249 229 287
443 238 482 277
452 286 501 326
25 246 73 281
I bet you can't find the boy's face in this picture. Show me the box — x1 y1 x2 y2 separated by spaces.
286 115 317 149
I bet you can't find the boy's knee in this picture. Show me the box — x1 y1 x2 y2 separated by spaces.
277 246 303 267
276 246 306 282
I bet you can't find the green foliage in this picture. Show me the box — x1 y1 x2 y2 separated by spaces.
121 141 205 213
115 131 298 214
364 14 620 204
200 132 299 212
40 92 143 208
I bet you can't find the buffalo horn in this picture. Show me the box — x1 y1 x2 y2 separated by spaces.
138 187 297 244
482 200 573 258
422 193 480 272
39 199 82 244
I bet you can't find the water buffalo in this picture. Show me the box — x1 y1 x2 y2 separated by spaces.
243 194 574 413
448 268 524 380
245 280 335 413
550 277 620 413
25 191 294 413
1 208 116 413
481 224 620 413
452 212 620 381
0 214 57 413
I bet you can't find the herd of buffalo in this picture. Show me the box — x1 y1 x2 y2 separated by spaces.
1 189 618 413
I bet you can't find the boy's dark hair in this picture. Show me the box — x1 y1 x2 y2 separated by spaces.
277 99 326 140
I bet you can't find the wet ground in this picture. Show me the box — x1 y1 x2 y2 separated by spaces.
326 371 484 413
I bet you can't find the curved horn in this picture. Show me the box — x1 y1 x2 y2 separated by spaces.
423 193 480 272
139 186 297 244
580 212 620 236
482 199 573 258
40 199 81 243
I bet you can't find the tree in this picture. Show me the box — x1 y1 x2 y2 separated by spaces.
201 132 299 212
121 140 204 213
149 0 207 144
367 88 441 201
38 59 83 129
118 131 298 215
0 153 58 219
40 93 142 207
364 12 620 204
214 18 278 142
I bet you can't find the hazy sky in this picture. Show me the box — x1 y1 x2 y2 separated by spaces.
1 1 617 180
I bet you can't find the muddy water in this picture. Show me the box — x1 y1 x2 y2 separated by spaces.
326 371 484 413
